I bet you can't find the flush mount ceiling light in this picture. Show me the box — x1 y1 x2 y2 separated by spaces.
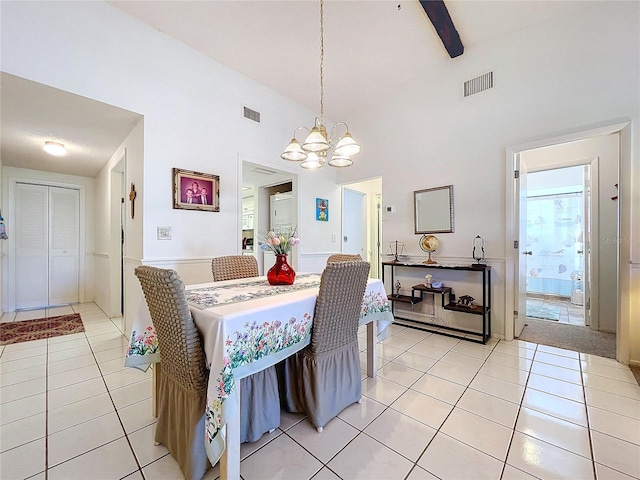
43 141 67 156
281 0 361 169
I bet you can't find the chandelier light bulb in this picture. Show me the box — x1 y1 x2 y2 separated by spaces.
43 141 67 156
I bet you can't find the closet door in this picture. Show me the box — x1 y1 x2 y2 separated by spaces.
49 187 79 305
15 184 49 309
15 183 79 309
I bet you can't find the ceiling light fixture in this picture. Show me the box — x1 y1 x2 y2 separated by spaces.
281 0 361 169
43 141 67 156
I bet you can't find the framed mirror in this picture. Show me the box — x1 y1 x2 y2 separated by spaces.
414 185 455 234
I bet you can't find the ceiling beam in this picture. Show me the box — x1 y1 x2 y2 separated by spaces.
419 0 464 58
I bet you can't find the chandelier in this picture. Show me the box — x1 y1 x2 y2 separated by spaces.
281 0 361 169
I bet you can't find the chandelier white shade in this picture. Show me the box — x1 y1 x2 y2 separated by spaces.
281 0 361 169
43 141 67 156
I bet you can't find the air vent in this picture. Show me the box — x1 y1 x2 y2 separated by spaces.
464 71 494 97
243 105 261 123
252 167 276 175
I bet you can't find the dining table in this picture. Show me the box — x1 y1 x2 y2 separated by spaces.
125 272 393 480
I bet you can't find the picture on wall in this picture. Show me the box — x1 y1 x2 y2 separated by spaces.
173 168 220 212
316 198 329 221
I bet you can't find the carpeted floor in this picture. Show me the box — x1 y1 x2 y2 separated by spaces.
518 317 616 359
631 365 640 386
0 313 85 345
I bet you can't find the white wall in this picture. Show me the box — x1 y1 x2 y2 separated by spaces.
338 2 639 357
1 1 341 327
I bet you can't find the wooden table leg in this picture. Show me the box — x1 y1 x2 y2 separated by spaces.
366 321 378 378
220 382 241 480
152 363 161 418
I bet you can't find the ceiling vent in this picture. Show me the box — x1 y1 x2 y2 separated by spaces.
252 167 276 175
464 72 494 97
243 105 261 123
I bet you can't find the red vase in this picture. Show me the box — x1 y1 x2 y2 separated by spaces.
267 254 296 285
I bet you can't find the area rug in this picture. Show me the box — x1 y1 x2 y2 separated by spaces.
518 317 615 359
0 313 84 345
526 304 560 321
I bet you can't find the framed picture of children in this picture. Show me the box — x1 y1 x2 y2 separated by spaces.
173 168 220 212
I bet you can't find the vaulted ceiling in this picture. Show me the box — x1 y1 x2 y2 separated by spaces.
2 1 584 177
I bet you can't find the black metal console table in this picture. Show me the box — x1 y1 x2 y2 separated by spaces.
382 261 491 344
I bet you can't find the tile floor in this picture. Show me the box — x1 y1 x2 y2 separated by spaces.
526 294 585 325
1 303 639 480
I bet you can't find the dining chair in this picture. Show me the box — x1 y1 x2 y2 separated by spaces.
211 254 258 281
326 253 363 264
278 260 370 432
134 265 209 480
211 254 280 443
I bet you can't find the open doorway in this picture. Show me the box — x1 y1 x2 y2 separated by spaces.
525 165 589 327
507 125 626 361
340 178 382 278
241 161 297 275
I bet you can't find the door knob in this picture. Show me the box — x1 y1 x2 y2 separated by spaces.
523 251 533 255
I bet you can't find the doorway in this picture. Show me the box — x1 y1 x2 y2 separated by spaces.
525 165 589 327
14 183 80 309
506 124 627 362
340 178 383 278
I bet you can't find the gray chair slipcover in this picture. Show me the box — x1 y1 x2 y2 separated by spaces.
135 266 209 480
326 253 363 264
211 255 280 443
278 261 370 431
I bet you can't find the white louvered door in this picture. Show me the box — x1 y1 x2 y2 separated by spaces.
15 183 79 309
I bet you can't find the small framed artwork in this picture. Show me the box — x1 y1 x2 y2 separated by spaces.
316 198 329 221
173 168 220 212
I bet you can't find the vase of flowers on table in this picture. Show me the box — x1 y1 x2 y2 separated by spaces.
259 227 300 285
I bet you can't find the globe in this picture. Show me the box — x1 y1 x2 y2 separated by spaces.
419 235 438 264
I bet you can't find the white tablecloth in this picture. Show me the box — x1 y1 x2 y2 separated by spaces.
125 273 393 468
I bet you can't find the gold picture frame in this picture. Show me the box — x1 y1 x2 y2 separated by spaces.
173 168 220 212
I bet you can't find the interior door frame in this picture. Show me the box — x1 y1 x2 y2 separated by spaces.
6 176 86 312
341 188 367 259
505 120 631 365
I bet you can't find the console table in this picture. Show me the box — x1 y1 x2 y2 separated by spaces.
382 261 491 344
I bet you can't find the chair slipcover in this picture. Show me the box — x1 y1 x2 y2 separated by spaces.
326 253 363 264
211 255 258 281
279 261 370 430
211 255 280 442
135 266 209 480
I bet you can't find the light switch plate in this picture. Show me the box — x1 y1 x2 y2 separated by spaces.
157 226 172 240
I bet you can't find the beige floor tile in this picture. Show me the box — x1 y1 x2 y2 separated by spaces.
337 395 386 430
522 388 588 427
127 423 170 467
527 372 585 403
533 351 581 370
469 373 526 404
588 405 640 445
485 351 532 371
581 361 638 384
417 432 504 479
0 392 46 425
110 377 152 410
450 341 493 360
0 363 47 387
288 416 358 463
47 353 97 375
47 377 109 410
0 354 46 374
364 408 436 461
0 344 48 362
492 342 536 359
361 375 408 405
441 407 512 460
406 465 440 479
48 412 126 467
103 366 151 390
594 462 638 479
507 432 593 479
426 361 477 386
48 363 102 390
118 397 157 434
530 360 583 385
391 389 453 430
48 392 115 434
377 361 424 387
47 437 139 480
328 432 413 480
583 373 640 401
585 386 640 420
0 437 46 479
0 412 46 453
15 309 46 321
515 407 591 458
142 454 184 480
536 344 580 359
501 464 538 479
0 377 47 404
439 350 485 371
456 388 520 428
410 373 466 405
391 351 437 371
478 361 529 386
240 433 323 480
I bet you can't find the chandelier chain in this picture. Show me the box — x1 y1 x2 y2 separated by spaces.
319 0 324 125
